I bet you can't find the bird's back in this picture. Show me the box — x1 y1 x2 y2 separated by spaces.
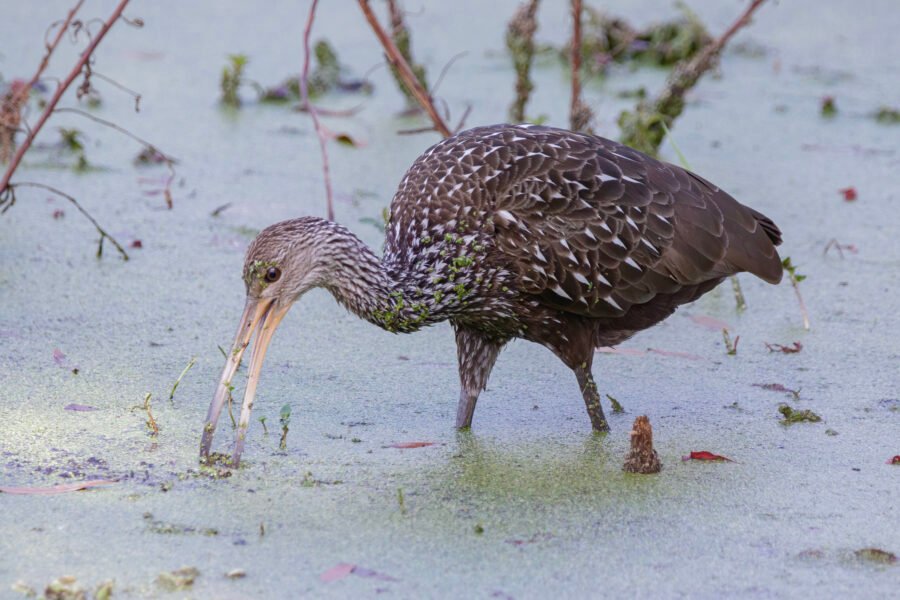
385 124 781 330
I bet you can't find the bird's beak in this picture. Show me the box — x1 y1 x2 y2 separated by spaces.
199 296 291 466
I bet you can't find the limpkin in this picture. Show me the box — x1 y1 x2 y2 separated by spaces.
201 124 782 465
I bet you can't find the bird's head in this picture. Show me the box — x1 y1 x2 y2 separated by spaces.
200 217 339 465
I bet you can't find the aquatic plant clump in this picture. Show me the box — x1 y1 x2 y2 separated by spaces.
566 7 712 76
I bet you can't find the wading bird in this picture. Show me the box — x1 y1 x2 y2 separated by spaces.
201 124 782 465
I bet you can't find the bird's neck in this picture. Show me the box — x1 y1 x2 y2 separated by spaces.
323 232 452 334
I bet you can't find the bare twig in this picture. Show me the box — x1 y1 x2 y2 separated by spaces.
7 182 129 259
430 51 467 96
0 0 131 196
91 70 142 111
619 0 768 155
300 0 334 221
506 0 540 122
823 238 857 258
295 101 364 118
453 104 473 134
8 1 86 112
569 0 593 132
357 0 452 137
54 106 177 207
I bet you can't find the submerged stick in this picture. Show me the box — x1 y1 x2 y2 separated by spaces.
300 0 334 221
169 356 196 403
357 0 452 137
623 415 661 474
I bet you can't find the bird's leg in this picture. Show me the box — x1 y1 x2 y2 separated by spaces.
574 361 609 432
453 325 506 429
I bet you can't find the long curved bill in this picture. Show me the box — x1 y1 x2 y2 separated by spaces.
199 296 290 466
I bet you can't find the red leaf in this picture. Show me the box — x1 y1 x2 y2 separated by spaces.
0 480 116 495
689 315 731 331
683 451 733 462
320 563 355 583
64 403 97 412
319 563 398 583
52 209 65 219
890 455 900 465
765 342 803 354
388 442 435 449
839 187 857 201
52 348 66 366
130 240 143 249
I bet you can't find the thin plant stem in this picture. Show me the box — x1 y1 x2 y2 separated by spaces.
300 0 334 221
169 356 196 404
8 182 129 259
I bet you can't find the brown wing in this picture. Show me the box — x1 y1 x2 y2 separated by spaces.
489 126 783 318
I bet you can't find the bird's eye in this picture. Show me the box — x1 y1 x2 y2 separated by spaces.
264 267 281 283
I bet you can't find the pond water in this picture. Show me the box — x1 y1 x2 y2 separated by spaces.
1 1 898 598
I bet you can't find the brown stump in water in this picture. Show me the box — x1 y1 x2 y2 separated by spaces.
623 415 661 474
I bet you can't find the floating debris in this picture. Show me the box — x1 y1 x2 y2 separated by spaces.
225 569 246 580
753 383 801 400
839 186 857 201
778 404 821 424
143 512 218 536
820 95 837 117
570 6 711 74
765 342 803 354
94 581 114 600
44 576 85 600
11 580 36 598
873 106 900 124
156 567 200 592
0 480 115 495
606 394 624 413
387 441 435 449
854 548 897 565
